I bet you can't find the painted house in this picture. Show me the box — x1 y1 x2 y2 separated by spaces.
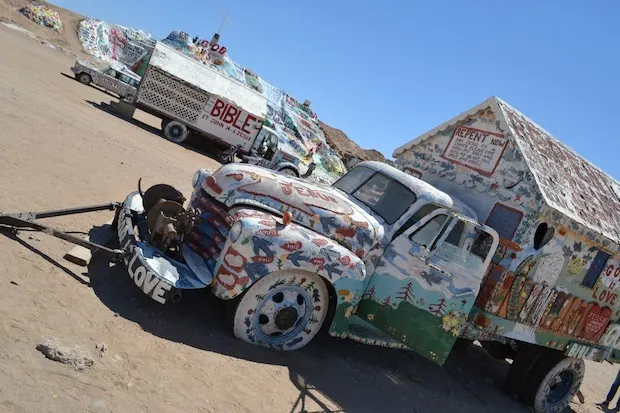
392 96 620 355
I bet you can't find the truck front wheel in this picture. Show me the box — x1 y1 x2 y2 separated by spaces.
163 120 190 143
230 270 329 351
521 353 585 413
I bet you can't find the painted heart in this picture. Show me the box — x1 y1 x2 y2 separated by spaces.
225 254 244 269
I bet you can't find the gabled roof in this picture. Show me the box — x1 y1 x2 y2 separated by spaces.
393 96 620 244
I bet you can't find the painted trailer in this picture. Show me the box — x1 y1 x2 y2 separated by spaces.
393 95 620 412
131 42 306 177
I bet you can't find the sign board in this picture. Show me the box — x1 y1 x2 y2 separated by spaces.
565 341 610 362
442 125 508 175
197 97 262 152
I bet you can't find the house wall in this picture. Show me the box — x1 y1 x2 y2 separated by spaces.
395 107 620 354
395 107 544 247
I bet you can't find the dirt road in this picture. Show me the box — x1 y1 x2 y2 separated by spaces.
0 24 615 413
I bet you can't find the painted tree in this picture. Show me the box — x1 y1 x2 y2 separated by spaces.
363 286 377 301
428 297 448 316
396 282 415 304
380 295 392 313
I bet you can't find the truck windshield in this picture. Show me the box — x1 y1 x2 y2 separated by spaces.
334 166 416 224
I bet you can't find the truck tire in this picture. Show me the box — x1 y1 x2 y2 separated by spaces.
279 167 299 178
230 270 329 351
163 120 190 143
77 73 92 85
520 353 585 413
506 345 550 401
480 341 517 360
124 94 136 104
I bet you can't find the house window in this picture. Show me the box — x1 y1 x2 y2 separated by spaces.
581 250 611 288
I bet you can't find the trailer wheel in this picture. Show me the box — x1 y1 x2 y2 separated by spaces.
230 270 329 351
163 120 190 143
521 353 585 413
78 73 92 85
506 345 550 401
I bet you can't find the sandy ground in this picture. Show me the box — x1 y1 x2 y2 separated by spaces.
0 23 618 413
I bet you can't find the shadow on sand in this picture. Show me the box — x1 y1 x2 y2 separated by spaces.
84 99 227 163
60 72 120 101
2 225 584 412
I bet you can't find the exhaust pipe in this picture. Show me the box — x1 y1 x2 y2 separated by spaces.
171 291 183 303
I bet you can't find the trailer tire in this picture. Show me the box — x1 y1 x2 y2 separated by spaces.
521 353 585 412
506 345 550 401
78 73 92 85
163 120 190 143
230 270 329 351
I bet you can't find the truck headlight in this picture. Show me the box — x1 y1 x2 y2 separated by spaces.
192 168 212 189
192 170 201 188
229 221 243 243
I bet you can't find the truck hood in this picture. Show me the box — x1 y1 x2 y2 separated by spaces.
201 164 384 258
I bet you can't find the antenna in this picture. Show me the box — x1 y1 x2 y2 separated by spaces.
210 10 234 47
217 10 233 35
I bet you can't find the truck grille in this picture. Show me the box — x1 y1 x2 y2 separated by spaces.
137 67 210 125
185 189 233 273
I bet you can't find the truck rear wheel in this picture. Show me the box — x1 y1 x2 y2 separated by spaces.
163 120 190 143
77 73 92 85
506 345 550 400
230 270 329 351
520 353 585 413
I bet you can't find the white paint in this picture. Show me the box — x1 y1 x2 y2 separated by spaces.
442 125 507 175
600 323 620 350
532 253 564 286
503 322 537 343
148 42 267 119
196 97 261 151
127 251 172 304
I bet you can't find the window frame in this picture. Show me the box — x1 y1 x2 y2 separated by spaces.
333 166 417 225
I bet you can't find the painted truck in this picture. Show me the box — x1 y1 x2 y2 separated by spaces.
130 41 307 178
114 160 531 404
392 96 620 412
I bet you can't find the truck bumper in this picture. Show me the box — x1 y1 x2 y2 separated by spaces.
117 192 212 304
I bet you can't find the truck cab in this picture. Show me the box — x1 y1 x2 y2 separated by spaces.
226 125 309 178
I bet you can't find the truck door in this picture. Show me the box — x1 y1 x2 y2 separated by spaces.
360 210 498 365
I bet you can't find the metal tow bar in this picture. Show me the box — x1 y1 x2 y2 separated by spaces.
0 202 125 261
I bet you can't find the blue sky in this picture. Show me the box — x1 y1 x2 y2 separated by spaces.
52 1 619 177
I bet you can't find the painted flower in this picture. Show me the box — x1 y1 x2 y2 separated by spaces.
367 314 375 321
441 311 461 333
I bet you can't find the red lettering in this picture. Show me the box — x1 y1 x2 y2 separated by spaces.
232 111 243 129
210 99 226 117
615 267 620 278
296 187 310 197
223 105 238 124
241 114 257 134
607 265 614 277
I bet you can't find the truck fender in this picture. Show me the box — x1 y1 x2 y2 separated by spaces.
275 162 299 176
210 210 369 333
